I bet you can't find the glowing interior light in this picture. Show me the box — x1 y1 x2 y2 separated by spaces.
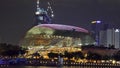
96 21 101 23
48 2 50 5
35 11 40 15
51 14 54 17
91 21 96 24
91 21 101 24
37 1 39 4
48 6 50 9
51 11 53 13
78 43 82 46
115 29 119 32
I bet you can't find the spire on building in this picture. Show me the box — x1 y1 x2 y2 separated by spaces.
35 0 54 25
47 2 54 18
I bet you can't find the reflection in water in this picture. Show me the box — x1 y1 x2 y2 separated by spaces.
6 66 117 68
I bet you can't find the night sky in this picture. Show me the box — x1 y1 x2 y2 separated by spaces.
0 0 120 44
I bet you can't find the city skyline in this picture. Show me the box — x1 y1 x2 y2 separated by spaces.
0 0 120 44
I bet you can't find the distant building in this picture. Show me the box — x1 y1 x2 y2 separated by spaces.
99 28 120 49
99 30 107 46
91 21 102 45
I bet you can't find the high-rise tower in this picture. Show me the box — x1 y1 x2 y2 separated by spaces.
91 20 102 45
99 28 120 48
35 0 54 25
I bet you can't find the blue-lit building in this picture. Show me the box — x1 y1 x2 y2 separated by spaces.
91 21 102 45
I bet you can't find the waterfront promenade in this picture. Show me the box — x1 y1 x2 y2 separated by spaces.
25 59 120 67
0 58 120 68
0 58 120 67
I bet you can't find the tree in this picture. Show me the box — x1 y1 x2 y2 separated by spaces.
64 51 74 60
73 51 84 59
113 50 120 61
0 43 26 56
48 52 58 59
86 51 102 60
32 52 40 59
102 55 111 60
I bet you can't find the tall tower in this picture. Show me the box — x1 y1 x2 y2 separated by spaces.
35 0 54 25
91 20 101 45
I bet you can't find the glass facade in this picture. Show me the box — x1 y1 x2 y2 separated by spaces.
20 24 95 57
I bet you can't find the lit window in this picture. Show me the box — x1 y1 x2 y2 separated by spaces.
115 29 119 32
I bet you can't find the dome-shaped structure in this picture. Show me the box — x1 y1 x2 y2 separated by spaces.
21 24 95 57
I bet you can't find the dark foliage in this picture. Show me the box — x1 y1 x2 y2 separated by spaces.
48 52 59 58
86 51 102 60
0 43 26 56
113 50 120 61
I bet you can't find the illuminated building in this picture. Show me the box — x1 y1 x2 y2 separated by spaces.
20 0 95 57
99 28 120 48
21 24 95 57
91 20 102 45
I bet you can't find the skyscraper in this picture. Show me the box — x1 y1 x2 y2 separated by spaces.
99 28 120 49
91 20 102 45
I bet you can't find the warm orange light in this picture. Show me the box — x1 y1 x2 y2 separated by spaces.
91 21 96 24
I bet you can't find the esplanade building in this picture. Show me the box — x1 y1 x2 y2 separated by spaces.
20 0 95 58
21 24 95 57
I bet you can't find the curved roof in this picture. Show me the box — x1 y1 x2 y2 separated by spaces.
35 24 89 33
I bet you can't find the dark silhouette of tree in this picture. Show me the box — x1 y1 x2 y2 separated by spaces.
0 43 26 56
63 51 84 60
108 44 115 49
64 51 74 59
32 52 40 59
48 52 58 59
113 50 120 61
86 51 102 60
73 51 84 59
86 51 92 60
102 55 111 60
92 53 102 60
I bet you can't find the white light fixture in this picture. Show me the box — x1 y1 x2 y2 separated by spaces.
115 29 119 32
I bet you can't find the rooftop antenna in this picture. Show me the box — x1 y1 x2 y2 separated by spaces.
35 0 53 25
37 0 39 8
47 1 54 18
35 0 41 15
